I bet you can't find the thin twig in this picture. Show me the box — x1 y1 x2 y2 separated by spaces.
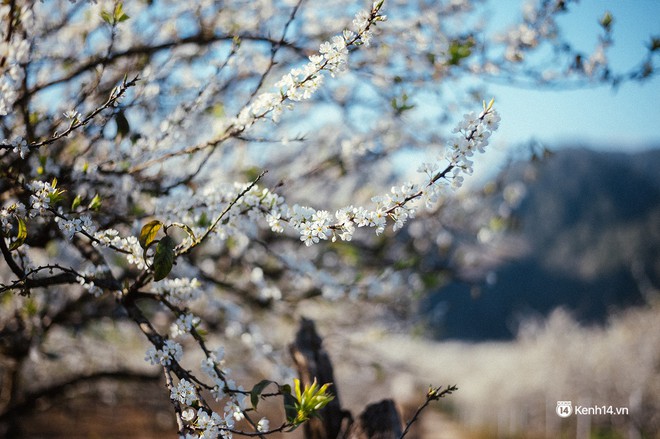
400 384 458 439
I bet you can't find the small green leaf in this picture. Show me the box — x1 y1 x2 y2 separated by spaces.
139 220 163 249
649 37 660 52
447 38 474 66
197 212 211 228
599 11 613 31
101 3 129 25
88 194 102 211
71 194 83 210
210 103 225 118
100 10 113 24
250 379 274 410
171 222 196 241
115 110 130 139
114 3 130 22
8 217 27 251
153 235 175 281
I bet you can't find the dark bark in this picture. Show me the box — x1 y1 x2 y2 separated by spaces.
290 317 345 439
290 318 403 439
346 399 403 439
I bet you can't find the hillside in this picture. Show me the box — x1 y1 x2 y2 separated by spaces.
423 147 660 340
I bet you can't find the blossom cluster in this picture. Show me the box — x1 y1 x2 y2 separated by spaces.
26 180 62 218
199 347 232 402
76 275 104 297
151 103 498 258
154 277 203 306
446 105 501 188
2 137 29 158
145 339 184 366
0 4 32 116
170 313 201 339
171 378 197 406
55 212 96 240
179 407 236 439
232 4 385 129
73 265 111 297
93 228 146 269
497 1 557 63
0 202 26 235
268 106 500 244
169 345 257 439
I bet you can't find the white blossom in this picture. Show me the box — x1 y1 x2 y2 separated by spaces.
171 378 197 406
145 340 183 366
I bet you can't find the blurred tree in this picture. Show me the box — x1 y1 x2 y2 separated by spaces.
0 0 656 437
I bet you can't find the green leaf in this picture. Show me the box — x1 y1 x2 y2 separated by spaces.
88 194 102 211
46 178 67 205
447 38 474 66
71 194 83 210
100 10 113 24
171 222 196 241
116 12 130 22
139 220 162 249
8 217 27 251
153 235 175 281
599 11 613 31
101 3 129 25
209 103 225 118
115 110 130 139
114 3 130 22
283 391 298 425
250 379 274 410
196 212 211 228
289 378 335 426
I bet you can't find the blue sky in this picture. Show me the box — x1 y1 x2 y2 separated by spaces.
487 0 660 150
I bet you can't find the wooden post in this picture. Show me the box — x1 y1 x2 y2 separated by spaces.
290 318 345 439
346 399 403 439
290 318 404 439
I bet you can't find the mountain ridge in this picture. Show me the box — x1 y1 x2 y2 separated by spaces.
423 147 660 340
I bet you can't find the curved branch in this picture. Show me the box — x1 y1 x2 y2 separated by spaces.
21 32 309 102
0 369 161 421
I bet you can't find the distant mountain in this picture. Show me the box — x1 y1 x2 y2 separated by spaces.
423 147 660 341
